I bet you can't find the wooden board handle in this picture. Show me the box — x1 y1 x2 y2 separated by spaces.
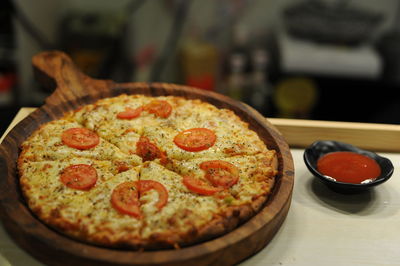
32 50 113 106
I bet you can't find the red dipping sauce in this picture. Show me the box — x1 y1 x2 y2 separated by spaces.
317 151 381 184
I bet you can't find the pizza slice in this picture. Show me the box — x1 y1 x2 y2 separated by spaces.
142 123 268 161
71 94 147 132
170 101 269 157
20 118 142 166
137 161 234 248
19 157 143 248
68 94 179 157
71 94 175 136
165 151 278 214
166 98 251 132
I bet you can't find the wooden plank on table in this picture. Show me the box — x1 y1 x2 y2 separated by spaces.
269 118 400 152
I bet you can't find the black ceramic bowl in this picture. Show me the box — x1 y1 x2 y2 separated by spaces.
303 140 394 194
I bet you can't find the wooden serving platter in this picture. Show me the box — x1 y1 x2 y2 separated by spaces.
0 51 294 266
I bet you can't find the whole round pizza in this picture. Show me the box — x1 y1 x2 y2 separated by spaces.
18 94 277 250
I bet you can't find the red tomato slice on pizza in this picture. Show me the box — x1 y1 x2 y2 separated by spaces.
117 107 143 119
143 100 172 118
136 136 168 163
60 164 98 190
173 128 216 152
182 175 222 195
200 160 239 188
62 128 100 150
111 181 141 218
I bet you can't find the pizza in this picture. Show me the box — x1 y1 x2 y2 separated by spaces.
18 94 278 249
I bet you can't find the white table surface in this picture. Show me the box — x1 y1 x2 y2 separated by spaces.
1 110 399 266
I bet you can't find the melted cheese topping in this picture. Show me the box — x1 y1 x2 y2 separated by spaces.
139 162 220 239
166 151 277 206
20 158 142 244
19 94 277 249
143 124 267 161
21 119 142 165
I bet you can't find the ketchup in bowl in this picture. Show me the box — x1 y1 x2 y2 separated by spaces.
304 140 393 193
317 151 381 184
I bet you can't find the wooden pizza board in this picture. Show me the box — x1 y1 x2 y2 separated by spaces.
0 51 294 266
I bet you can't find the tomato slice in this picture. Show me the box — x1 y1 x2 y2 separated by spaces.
143 100 172 118
200 160 239 188
60 164 98 190
117 106 143 119
111 181 141 218
61 128 100 150
173 128 216 152
139 180 168 210
182 176 222 195
136 136 167 162
115 161 130 173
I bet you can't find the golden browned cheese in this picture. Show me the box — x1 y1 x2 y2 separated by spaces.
18 94 277 249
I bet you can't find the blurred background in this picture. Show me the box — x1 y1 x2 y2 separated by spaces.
1 0 400 135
